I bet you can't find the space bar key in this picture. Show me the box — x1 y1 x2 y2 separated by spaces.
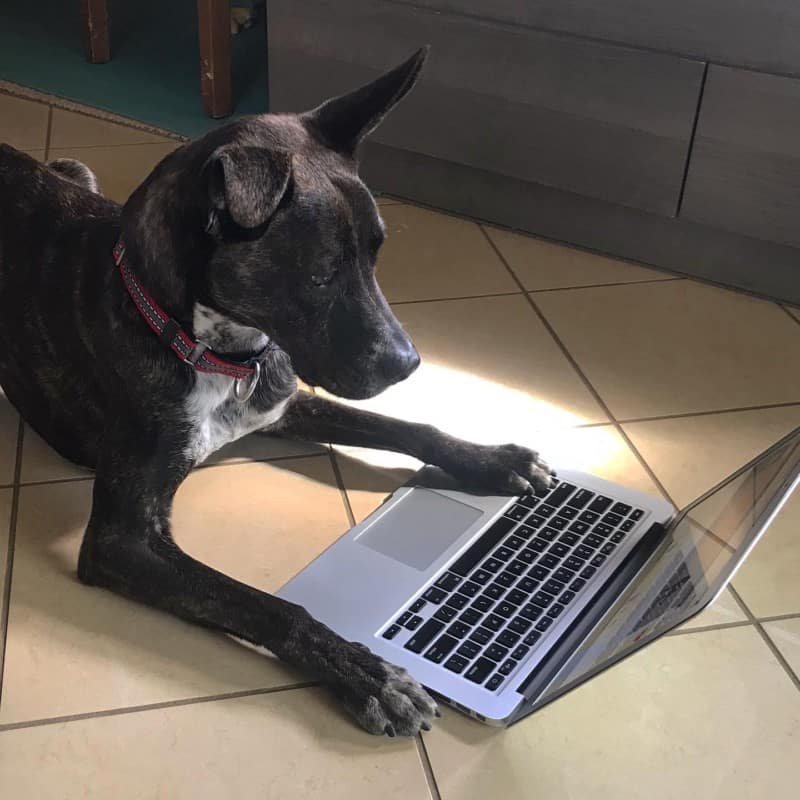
404 619 445 654
449 516 517 577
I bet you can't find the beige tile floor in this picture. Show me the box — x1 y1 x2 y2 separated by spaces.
1 89 799 798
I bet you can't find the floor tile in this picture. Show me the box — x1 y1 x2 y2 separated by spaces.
423 627 800 800
49 108 175 148
763 617 800 678
484 227 674 291
623 405 800 507
0 394 19 486
337 424 661 524
0 488 12 627
376 204 518 302
47 142 179 203
200 432 326 467
0 93 49 150
733 491 800 617
323 295 607 454
535 280 800 419
0 689 433 800
676 588 747 631
171 457 350 592
0 461 348 723
19 425 92 484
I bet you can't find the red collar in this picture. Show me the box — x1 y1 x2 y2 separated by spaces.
112 238 266 395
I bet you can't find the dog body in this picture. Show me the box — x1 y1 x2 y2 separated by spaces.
0 51 552 735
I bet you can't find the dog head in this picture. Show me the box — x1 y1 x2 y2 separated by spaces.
124 48 428 400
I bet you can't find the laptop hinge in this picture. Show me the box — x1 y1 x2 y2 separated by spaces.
513 522 667 708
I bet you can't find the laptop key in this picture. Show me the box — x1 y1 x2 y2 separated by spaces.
528 515 546 529
485 643 509 662
471 596 495 613
532 591 555 608
523 630 542 646
450 516 516 577
459 580 481 597
581 565 597 579
447 621 471 639
506 560 527 576
528 538 548 553
396 611 412 626
383 624 402 640
465 657 495 684
569 521 590 535
611 531 626 543
518 577 539 593
543 579 565 595
540 554 560 569
484 583 506 600
470 568 492 585
517 495 539 509
409 599 426 613
559 531 580 546
499 658 518 676
446 593 470 610
620 520 635 532
547 603 565 618
539 527 559 542
423 586 447 604
537 503 557 518
497 630 520 647
505 504 530 522
529 565 549 581
435 572 462 592
457 640 482 659
506 535 525 550
483 558 503 573
564 556 585 571
549 542 570 558
570 577 586 592
508 616 532 634
601 542 616 555
460 608 483 626
507 589 528 606
535 617 553 632
559 591 576 605
469 627 493 645
550 516 568 531
424 634 459 663
493 546 514 562
558 506 578 519
516 548 536 564
485 674 505 691
496 570 518 586
519 603 542 621
611 502 632 516
575 544 594 560
602 512 624 526
495 601 517 619
406 615 424 630
630 508 645 521
444 654 469 673
554 567 575 583
484 614 505 632
585 533 604 549
588 495 613 513
405 619 445 653
593 523 614 537
567 489 595 509
433 606 458 623
592 554 607 567
512 644 530 660
516 524 535 539
547 482 576 507
578 510 600 524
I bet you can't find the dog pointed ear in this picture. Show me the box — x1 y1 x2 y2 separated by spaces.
303 46 429 156
206 146 292 229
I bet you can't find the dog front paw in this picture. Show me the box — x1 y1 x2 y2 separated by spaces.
435 440 555 495
330 642 440 736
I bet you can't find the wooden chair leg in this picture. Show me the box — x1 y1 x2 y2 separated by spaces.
81 0 111 63
197 0 233 118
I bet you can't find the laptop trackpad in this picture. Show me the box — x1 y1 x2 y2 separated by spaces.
356 489 483 571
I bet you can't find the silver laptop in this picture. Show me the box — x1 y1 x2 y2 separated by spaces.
279 427 800 726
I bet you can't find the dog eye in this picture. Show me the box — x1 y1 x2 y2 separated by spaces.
311 270 337 288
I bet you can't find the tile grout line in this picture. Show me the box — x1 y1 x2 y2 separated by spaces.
727 584 800 691
529 277 684 294
416 734 443 800
43 104 53 162
616 400 800 426
477 224 677 506
664 619 752 638
0 419 25 702
328 451 357 528
0 681 318 734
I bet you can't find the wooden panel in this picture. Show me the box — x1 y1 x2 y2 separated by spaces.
267 0 704 216
361 141 800 305
681 66 800 248
417 1 800 76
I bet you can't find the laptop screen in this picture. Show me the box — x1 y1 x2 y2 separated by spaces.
534 427 800 706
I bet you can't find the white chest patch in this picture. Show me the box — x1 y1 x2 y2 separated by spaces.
183 304 291 464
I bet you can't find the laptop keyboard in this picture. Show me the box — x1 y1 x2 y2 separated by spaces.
380 481 647 692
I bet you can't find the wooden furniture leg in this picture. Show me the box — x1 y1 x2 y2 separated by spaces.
197 0 233 118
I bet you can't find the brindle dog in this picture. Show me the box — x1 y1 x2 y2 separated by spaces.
0 49 553 735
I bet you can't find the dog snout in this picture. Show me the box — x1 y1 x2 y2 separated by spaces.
382 337 420 384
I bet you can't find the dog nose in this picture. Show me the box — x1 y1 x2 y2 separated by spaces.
385 342 420 384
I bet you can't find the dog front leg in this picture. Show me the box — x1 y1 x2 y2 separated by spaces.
77 459 438 736
273 391 554 493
